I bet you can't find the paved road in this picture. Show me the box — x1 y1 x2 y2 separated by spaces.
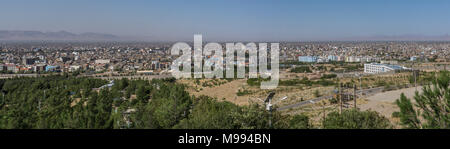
92 74 172 80
0 74 48 79
277 87 384 111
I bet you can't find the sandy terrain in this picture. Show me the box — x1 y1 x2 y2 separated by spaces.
187 79 252 105
359 86 422 119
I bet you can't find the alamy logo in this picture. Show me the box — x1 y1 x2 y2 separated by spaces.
170 35 279 89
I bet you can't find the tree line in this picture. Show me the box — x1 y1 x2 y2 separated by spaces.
1 71 449 129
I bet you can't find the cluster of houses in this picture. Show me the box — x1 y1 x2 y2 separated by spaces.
298 55 381 63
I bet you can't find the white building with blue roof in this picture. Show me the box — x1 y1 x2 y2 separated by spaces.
364 63 408 74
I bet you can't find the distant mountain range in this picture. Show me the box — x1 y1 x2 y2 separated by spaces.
1 30 450 41
0 30 119 41
346 34 450 41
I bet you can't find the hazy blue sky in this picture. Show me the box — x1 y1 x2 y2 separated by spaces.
1 0 450 41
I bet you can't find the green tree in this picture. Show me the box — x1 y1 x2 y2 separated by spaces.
174 96 238 129
140 83 192 129
135 85 150 103
322 109 392 129
394 71 450 129
288 114 311 129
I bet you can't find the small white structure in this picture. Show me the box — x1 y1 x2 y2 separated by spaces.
95 59 110 64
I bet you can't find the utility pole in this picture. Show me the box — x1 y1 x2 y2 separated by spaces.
359 76 362 96
355 73 362 97
264 92 276 128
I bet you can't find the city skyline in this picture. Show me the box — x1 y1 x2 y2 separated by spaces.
1 0 450 41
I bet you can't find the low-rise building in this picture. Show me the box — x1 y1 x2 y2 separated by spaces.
298 56 317 63
364 63 407 74
95 59 110 64
45 65 60 72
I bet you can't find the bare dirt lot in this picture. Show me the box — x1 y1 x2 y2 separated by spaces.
179 78 336 106
359 86 422 121
188 79 251 105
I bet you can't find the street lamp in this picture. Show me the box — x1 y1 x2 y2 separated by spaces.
253 92 287 128
265 95 287 111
